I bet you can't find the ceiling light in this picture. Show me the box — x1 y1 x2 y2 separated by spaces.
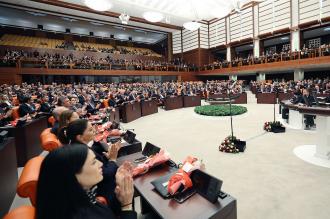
281 37 289 40
119 13 130 25
84 0 112 12
90 22 104 26
26 11 47 16
62 17 77 22
324 27 330 31
143 11 164 23
183 21 201 31
165 16 171 24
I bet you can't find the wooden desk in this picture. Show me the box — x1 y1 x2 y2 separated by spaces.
233 92 247 104
0 116 47 167
183 96 201 108
0 137 17 218
256 93 276 104
278 92 294 102
164 96 183 110
141 99 158 116
109 107 120 123
117 140 142 158
117 153 237 219
120 102 142 123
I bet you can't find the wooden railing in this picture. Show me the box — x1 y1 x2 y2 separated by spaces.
199 47 330 72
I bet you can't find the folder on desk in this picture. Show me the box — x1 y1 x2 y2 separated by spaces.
151 171 175 198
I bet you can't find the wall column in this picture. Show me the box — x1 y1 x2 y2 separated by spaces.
291 29 300 52
294 69 304 81
230 75 237 81
226 46 232 62
253 38 260 58
167 33 173 62
257 73 266 81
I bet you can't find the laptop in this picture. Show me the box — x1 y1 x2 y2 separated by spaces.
190 169 222 203
123 130 136 144
151 169 222 204
134 142 161 163
142 142 161 157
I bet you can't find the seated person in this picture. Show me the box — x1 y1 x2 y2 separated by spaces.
56 109 80 136
86 95 101 114
50 106 68 134
58 119 122 214
36 144 136 219
299 88 317 129
39 95 53 113
18 95 37 117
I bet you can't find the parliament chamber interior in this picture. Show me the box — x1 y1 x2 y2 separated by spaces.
0 0 330 219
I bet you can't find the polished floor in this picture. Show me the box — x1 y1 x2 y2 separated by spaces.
11 93 330 219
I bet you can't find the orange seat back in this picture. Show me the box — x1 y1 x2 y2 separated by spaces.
11 107 20 120
48 116 56 127
103 99 109 108
17 156 44 206
3 206 35 219
40 128 61 151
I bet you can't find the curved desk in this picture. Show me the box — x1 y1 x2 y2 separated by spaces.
281 101 330 165
297 106 330 160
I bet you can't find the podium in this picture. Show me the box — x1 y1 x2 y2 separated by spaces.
298 106 330 160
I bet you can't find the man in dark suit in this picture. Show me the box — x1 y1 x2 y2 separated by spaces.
299 88 317 129
18 96 36 117
40 95 52 113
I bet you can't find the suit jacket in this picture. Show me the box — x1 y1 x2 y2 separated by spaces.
86 102 97 114
18 103 36 117
300 95 316 106
40 102 52 113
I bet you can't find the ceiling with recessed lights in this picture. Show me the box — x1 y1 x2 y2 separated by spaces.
0 6 167 44
62 0 256 26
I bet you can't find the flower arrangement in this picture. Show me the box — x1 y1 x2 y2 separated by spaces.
264 121 285 132
219 136 240 153
264 122 272 132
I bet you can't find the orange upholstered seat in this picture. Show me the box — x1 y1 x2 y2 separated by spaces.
11 107 20 120
17 156 44 206
103 99 109 108
40 128 61 151
3 206 35 219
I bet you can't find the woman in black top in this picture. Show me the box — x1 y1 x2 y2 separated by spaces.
36 144 136 219
58 119 122 213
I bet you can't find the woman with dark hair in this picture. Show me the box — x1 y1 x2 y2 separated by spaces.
58 119 122 213
36 144 136 219
57 109 79 136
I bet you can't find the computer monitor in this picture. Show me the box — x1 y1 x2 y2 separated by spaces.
142 142 161 157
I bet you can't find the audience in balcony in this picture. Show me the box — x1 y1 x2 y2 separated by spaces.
202 42 330 71
250 78 330 94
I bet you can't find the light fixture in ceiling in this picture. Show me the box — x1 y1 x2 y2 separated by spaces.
281 36 289 40
90 22 104 26
26 11 47 16
62 17 77 22
119 13 130 25
84 0 112 12
183 21 201 31
142 11 164 23
324 27 330 31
